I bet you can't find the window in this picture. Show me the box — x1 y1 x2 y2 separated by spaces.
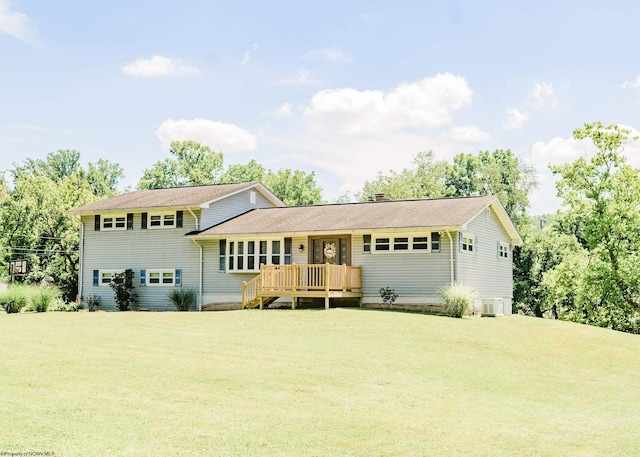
95 270 123 286
363 235 371 253
431 232 441 252
461 233 474 252
147 269 175 286
149 212 177 228
372 234 433 253
219 240 226 272
226 238 290 272
375 237 390 251
498 242 510 259
102 214 127 231
412 237 428 250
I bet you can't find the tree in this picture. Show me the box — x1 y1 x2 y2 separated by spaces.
264 169 324 206
358 151 447 201
138 141 224 189
0 150 124 301
445 149 536 228
549 122 640 333
219 159 266 184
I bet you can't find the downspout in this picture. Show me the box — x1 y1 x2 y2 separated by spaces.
187 208 202 311
192 239 203 311
187 207 199 231
445 230 454 284
74 215 84 302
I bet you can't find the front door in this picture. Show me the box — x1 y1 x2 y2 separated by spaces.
311 238 347 265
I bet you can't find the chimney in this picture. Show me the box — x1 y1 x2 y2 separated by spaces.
374 193 389 202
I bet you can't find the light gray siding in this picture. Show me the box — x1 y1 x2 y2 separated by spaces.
353 232 453 300
200 189 275 229
199 235 307 304
455 206 514 313
80 211 201 311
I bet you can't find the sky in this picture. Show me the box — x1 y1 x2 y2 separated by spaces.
2 0 640 215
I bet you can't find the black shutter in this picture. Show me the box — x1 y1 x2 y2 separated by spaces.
141 212 147 229
94 215 101 231
127 213 134 230
93 270 99 286
176 211 183 228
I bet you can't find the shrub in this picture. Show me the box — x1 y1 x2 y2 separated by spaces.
110 269 137 311
0 287 29 314
82 294 100 312
379 287 398 305
168 288 197 311
48 299 83 312
440 282 475 318
25 287 61 313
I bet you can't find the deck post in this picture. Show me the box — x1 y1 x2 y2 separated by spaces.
342 264 347 291
292 295 296 309
259 296 263 310
325 263 330 309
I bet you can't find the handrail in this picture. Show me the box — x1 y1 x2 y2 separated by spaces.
242 264 362 308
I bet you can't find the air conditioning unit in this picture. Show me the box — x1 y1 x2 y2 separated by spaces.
481 298 504 317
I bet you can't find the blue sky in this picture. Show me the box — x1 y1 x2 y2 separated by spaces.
2 0 640 214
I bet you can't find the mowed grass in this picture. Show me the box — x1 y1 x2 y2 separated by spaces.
1 310 640 456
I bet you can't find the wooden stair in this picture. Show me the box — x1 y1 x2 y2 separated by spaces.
244 296 279 309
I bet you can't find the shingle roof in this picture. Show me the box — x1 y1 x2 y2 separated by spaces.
68 182 272 213
193 195 500 236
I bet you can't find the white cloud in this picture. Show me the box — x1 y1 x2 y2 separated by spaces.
530 136 591 171
277 70 320 86
155 118 257 152
503 107 528 129
622 75 640 89
530 81 556 108
121 55 200 78
241 43 259 65
275 103 292 117
303 73 473 133
303 48 351 62
448 125 491 142
0 0 34 43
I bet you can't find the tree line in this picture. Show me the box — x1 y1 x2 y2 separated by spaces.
2 123 639 334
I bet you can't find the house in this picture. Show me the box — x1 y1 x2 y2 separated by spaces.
68 182 522 314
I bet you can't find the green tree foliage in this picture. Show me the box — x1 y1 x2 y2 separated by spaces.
138 140 224 189
445 149 537 228
219 159 266 184
513 224 586 318
264 168 324 206
547 122 640 332
0 150 123 301
358 151 447 201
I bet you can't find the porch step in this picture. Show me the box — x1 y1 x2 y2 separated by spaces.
244 296 279 309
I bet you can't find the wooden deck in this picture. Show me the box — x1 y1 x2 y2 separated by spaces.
242 264 362 309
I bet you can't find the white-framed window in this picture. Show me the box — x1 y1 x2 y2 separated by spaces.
147 269 175 286
363 234 371 253
431 232 441 252
371 234 432 253
498 242 510 259
102 214 127 231
99 270 123 285
149 212 176 228
226 238 292 272
461 233 475 253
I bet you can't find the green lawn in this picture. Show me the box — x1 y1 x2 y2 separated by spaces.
1 310 639 456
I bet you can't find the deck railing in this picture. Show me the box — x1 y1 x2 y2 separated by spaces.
242 264 362 308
